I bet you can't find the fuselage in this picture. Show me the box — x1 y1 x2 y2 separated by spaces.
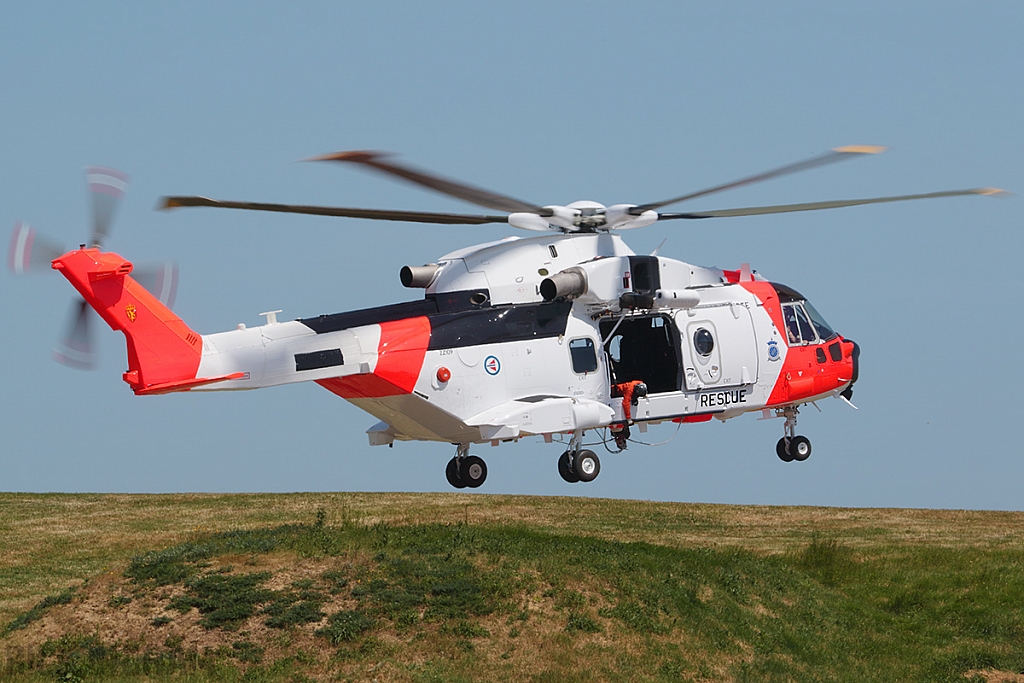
190 233 858 446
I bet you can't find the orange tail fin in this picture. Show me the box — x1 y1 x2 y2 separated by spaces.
52 248 202 392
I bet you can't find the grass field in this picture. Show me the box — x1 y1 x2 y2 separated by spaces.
2 493 1023 682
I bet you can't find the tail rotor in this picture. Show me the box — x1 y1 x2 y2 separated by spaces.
8 222 65 274
86 166 129 248
53 299 97 370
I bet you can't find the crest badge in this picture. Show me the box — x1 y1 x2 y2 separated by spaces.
125 304 137 322
767 339 780 361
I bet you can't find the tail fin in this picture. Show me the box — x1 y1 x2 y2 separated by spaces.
52 248 203 393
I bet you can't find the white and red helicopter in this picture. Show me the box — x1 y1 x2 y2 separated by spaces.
19 147 1004 488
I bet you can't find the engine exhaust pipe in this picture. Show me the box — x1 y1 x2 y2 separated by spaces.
400 264 440 288
540 267 587 301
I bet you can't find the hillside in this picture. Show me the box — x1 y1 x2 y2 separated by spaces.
2 493 1023 682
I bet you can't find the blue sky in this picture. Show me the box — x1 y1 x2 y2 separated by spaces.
1 2 1021 508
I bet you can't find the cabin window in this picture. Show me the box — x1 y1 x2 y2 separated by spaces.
569 337 598 374
693 328 714 356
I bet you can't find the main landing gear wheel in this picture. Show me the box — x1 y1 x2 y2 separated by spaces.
446 457 468 488
445 449 488 489
462 455 487 488
575 449 600 482
558 451 580 483
557 449 601 483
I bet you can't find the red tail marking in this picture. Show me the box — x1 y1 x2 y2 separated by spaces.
52 248 202 393
318 316 431 399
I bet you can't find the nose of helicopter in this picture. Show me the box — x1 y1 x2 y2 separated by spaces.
840 338 860 400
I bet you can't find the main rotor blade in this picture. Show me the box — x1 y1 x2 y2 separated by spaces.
656 188 1009 220
160 196 509 225
634 145 887 214
54 298 96 370
308 150 552 216
8 223 65 274
87 166 129 247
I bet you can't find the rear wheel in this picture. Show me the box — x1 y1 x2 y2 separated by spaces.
574 450 601 482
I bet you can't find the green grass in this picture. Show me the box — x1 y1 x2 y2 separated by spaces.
316 609 376 645
169 571 275 630
2 494 1024 682
1 588 76 636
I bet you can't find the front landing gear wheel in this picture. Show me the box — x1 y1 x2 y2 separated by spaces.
574 449 601 482
462 455 487 488
558 451 580 483
776 437 794 462
446 457 468 488
789 435 812 461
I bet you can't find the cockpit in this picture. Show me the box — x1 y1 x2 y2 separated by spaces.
774 283 837 346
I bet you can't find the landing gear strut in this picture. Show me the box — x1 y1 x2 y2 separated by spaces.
446 443 487 489
557 430 601 483
775 407 812 462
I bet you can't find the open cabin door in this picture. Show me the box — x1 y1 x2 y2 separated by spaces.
681 304 759 390
599 314 682 394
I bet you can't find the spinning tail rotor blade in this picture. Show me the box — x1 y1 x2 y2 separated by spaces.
8 223 65 274
160 196 508 225
86 166 129 247
134 261 179 308
54 298 97 370
308 150 552 216
656 187 1009 220
634 145 887 214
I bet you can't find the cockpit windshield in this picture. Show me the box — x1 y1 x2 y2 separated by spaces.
802 301 837 341
782 301 837 345
773 283 839 345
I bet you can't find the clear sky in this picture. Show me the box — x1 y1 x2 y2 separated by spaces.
1 2 1021 508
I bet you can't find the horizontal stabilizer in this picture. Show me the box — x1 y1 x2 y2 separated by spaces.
131 371 246 396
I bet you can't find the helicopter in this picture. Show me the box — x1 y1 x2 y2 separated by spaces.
38 147 1005 488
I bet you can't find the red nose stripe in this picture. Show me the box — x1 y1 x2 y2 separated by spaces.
318 316 431 399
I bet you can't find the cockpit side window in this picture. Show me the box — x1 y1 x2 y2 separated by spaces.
783 304 801 345
794 304 817 344
782 302 820 345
